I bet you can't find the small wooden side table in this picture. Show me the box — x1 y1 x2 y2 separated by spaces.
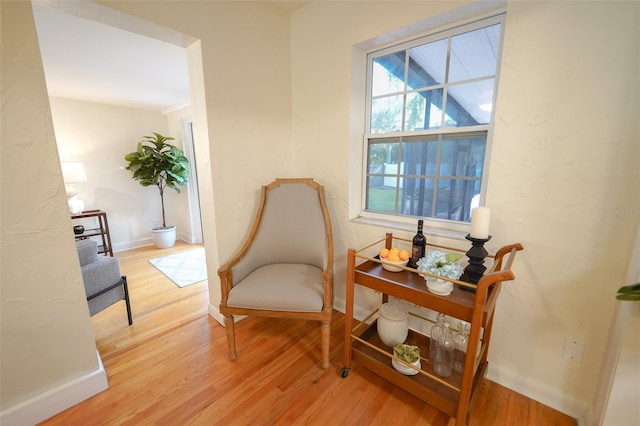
71 210 113 257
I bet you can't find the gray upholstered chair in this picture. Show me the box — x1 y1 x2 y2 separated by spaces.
218 178 334 368
76 239 132 325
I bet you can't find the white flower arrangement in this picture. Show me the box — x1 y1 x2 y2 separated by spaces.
416 251 464 283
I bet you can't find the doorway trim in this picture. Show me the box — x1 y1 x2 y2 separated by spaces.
181 117 203 244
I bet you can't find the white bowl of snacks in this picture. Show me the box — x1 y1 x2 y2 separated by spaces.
379 247 410 272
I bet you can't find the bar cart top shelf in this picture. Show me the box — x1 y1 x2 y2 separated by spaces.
350 234 523 322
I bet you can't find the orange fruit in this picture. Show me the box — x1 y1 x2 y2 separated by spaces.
380 248 390 258
390 247 400 256
399 250 410 261
388 252 401 261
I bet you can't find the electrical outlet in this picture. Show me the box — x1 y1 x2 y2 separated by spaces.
562 336 584 362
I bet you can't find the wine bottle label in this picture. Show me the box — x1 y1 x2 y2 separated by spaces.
409 220 426 268
409 246 423 267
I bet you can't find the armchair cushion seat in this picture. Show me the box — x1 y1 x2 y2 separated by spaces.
227 264 324 312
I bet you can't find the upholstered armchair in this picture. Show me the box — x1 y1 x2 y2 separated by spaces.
76 239 132 325
218 178 334 369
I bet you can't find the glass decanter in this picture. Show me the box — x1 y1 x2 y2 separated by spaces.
433 322 454 378
429 312 446 360
453 321 470 373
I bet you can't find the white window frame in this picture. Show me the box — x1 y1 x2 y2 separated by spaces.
354 12 506 236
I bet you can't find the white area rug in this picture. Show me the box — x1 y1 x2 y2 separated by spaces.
148 248 207 288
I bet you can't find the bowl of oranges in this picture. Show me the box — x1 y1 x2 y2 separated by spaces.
379 247 410 272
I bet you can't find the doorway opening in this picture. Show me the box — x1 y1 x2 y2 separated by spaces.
32 0 217 331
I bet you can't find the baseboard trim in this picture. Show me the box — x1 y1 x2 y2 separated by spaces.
0 351 108 425
112 238 152 253
113 237 199 253
177 232 201 244
208 304 248 327
486 362 587 424
208 303 225 326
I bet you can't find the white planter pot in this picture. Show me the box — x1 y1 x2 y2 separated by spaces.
425 277 454 296
151 226 176 248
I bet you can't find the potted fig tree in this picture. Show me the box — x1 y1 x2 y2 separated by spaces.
124 132 189 248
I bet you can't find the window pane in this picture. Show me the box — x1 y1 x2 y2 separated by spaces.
449 24 501 83
400 138 438 175
399 139 437 217
445 79 494 127
372 53 405 97
366 176 398 213
405 89 444 131
368 141 398 169
401 177 434 216
440 136 486 177
371 94 403 133
408 39 447 88
436 133 485 222
435 178 479 222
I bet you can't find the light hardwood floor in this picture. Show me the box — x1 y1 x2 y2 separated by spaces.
40 241 577 425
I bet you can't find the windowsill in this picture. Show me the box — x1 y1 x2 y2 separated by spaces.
350 215 470 241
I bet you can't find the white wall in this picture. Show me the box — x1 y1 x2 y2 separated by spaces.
488 2 637 420
1 2 106 423
5 0 638 423
96 0 295 319
596 225 640 426
50 97 193 251
2 0 293 420
291 0 639 421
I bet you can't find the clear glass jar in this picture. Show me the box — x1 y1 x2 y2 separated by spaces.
453 321 470 373
429 312 446 360
433 322 454 377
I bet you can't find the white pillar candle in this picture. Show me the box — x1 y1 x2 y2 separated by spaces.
470 207 490 239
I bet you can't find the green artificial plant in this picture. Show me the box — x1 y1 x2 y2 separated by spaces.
393 343 420 363
616 283 640 301
124 132 189 228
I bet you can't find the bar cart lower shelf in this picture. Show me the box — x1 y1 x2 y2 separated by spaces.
343 320 487 420
341 233 523 426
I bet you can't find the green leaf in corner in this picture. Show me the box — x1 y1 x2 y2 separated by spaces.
617 293 640 301
446 252 464 263
616 283 640 301
616 283 640 293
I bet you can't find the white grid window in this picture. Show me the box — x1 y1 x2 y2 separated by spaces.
363 14 505 224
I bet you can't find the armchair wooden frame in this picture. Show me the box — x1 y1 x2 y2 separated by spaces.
218 178 334 369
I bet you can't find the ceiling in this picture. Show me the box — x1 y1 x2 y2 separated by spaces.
32 1 310 112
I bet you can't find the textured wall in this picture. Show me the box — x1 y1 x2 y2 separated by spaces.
291 0 639 420
1 0 100 412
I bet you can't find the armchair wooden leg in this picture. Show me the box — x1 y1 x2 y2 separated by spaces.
224 315 237 361
321 320 330 369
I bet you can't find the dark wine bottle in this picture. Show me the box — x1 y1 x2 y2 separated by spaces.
408 220 426 268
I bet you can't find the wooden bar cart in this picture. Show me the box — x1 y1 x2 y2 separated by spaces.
341 233 523 425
